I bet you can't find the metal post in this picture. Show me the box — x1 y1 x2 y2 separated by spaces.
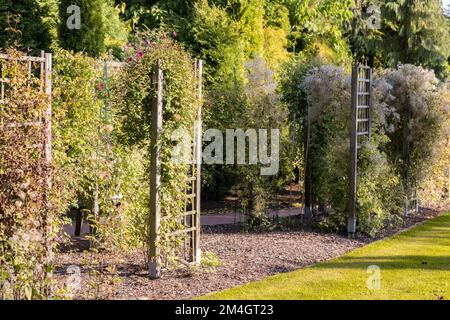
149 61 163 279
348 65 358 237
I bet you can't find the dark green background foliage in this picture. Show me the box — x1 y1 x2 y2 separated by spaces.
0 0 58 53
58 0 106 56
1 0 449 79
381 0 450 80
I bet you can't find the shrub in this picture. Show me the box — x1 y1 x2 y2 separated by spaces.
0 50 54 299
52 49 145 251
58 0 128 57
379 65 449 204
301 65 403 236
52 49 103 210
237 57 288 227
114 30 198 264
0 0 58 53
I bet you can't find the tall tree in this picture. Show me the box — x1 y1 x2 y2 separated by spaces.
59 0 105 56
381 0 450 79
59 0 128 57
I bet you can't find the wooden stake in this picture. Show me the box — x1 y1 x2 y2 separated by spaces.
149 61 163 279
194 60 203 264
43 52 52 192
348 65 358 236
43 52 53 267
303 116 312 220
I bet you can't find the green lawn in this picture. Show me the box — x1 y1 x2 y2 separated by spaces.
201 212 450 300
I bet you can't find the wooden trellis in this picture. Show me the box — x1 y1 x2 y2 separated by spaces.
0 51 52 203
0 51 53 264
348 64 372 236
148 60 203 279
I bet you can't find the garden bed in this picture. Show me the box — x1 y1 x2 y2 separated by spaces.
54 208 442 300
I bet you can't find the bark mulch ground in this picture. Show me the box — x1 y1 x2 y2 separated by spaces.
54 208 442 300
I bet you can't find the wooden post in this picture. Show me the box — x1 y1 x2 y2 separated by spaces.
348 65 358 237
149 61 163 279
194 60 203 264
303 117 312 220
402 107 411 217
43 52 53 266
43 52 52 193
74 210 83 236
368 68 373 141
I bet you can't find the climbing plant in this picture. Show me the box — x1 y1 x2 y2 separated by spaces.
297 65 403 236
378 64 449 206
114 30 198 265
0 49 53 299
52 49 103 210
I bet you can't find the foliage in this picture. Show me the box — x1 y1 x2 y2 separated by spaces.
300 65 403 235
417 84 449 207
302 65 351 209
354 141 403 236
344 0 384 65
282 0 354 61
52 49 103 209
0 0 59 53
53 49 153 251
201 79 246 201
280 53 328 126
144 0 291 86
378 64 449 201
237 57 288 227
114 30 199 264
279 51 353 201
115 0 196 32
58 0 104 55
103 1 130 57
381 0 450 80
58 0 128 57
0 50 54 299
262 20 290 70
189 0 247 87
200 251 223 269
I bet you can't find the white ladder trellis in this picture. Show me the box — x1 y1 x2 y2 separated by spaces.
148 59 203 279
348 64 372 237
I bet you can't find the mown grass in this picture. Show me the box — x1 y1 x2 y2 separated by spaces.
200 212 450 300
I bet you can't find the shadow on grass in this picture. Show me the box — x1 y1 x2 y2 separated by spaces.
313 255 450 270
